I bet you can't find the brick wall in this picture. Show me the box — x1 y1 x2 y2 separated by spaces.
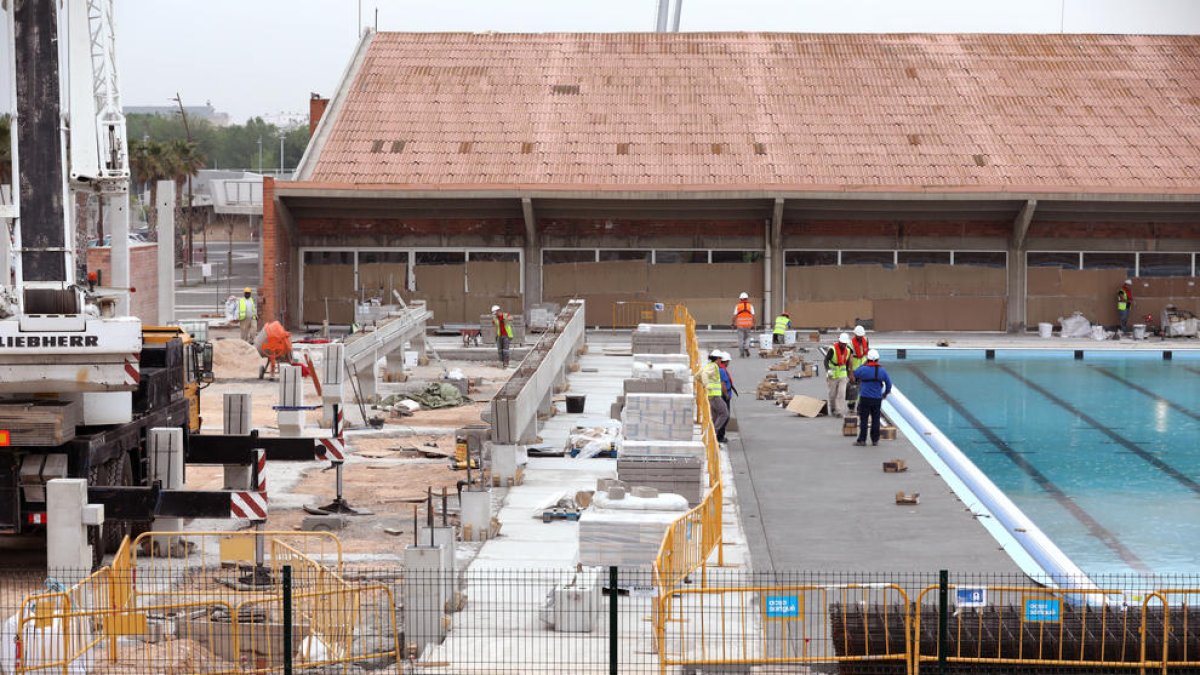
86 243 158 325
261 177 290 324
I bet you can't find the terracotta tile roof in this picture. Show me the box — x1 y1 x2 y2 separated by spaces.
307 32 1200 193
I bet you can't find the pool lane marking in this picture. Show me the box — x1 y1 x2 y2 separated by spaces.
907 367 1149 572
999 365 1200 497
1092 368 1200 423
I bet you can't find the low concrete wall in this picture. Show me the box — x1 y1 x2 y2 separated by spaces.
490 300 585 444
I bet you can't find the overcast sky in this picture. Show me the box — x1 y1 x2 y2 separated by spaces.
10 0 1200 122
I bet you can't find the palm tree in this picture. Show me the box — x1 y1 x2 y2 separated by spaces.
129 140 173 230
168 139 206 267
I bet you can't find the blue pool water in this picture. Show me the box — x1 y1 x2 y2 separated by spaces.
885 350 1200 577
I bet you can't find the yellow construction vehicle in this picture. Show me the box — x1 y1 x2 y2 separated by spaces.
142 326 214 433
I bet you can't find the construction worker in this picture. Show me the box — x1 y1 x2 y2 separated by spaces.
850 325 870 371
492 305 513 368
731 292 756 358
852 349 892 447
238 287 258 342
772 312 792 346
823 332 853 418
716 351 737 442
701 350 729 442
1117 279 1133 335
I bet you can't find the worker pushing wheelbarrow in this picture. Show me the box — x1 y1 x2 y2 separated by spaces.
255 320 295 380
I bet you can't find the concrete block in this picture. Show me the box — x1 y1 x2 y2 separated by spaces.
460 489 493 541
300 515 348 532
47 479 94 582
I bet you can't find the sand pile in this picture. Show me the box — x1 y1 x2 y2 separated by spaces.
211 338 262 379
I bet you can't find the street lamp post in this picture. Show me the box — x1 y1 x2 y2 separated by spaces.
258 136 263 173
278 131 285 177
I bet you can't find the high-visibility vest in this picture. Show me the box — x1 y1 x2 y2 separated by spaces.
1117 287 1130 311
851 336 869 359
702 362 723 398
238 297 256 320
734 301 755 328
493 314 513 338
773 315 790 335
829 343 851 379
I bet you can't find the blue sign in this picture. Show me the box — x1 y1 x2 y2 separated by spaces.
955 587 987 608
654 303 665 311
1024 598 1061 622
764 595 800 619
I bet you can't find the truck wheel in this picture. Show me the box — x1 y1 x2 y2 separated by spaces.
87 453 133 567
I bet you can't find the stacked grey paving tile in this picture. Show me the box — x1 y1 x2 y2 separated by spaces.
621 393 695 441
631 323 686 354
617 455 704 506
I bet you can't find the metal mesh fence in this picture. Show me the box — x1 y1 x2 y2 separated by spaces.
3 567 1200 674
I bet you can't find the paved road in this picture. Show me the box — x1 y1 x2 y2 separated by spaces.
718 343 1023 576
173 240 260 321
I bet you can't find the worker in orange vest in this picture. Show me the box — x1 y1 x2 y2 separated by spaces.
731 292 756 358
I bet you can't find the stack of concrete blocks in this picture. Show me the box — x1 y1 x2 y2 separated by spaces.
320 342 345 427
276 364 305 436
578 483 688 569
631 323 686 354
620 440 706 461
621 393 695 442
527 303 561 332
616 455 704 506
479 313 526 345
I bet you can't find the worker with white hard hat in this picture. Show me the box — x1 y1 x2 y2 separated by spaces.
823 332 853 418
701 349 730 441
716 350 738 442
238 286 258 343
850 325 870 371
1117 279 1133 336
731 292 756 358
852 348 892 446
492 305 514 368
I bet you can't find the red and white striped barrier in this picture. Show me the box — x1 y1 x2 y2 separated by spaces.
315 436 346 463
125 353 141 386
230 491 268 520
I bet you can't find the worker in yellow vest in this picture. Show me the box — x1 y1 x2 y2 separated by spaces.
731 292 756 357
772 312 792 346
238 287 258 342
823 333 853 418
492 305 514 368
700 350 730 441
1117 279 1133 335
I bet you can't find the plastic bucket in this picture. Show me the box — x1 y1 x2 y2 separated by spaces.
1037 322 1053 338
565 394 587 414
1133 324 1146 340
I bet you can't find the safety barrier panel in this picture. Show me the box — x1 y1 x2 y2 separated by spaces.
657 583 912 674
611 301 681 329
13 531 399 675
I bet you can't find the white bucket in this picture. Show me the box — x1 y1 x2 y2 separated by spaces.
1133 324 1146 340
1037 322 1053 339
1090 325 1107 341
759 332 773 347
404 350 419 368
783 330 797 345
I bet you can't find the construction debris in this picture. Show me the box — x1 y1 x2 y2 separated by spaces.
756 374 790 401
883 459 908 473
383 382 467 410
768 354 804 371
895 491 920 505
786 395 827 418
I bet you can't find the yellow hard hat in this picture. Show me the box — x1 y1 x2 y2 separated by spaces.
243 287 253 294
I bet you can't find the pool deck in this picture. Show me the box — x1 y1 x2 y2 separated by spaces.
712 330 1199 576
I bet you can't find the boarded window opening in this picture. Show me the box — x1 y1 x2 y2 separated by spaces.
616 143 630 155
370 140 385 153
753 142 767 155
391 140 406 154
552 84 580 95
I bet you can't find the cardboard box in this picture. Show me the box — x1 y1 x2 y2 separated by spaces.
786 395 827 418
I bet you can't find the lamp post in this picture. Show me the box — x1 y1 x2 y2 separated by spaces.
257 136 263 173
278 131 286 177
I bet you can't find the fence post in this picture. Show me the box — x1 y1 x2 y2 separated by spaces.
283 564 293 675
609 566 618 675
938 569 948 675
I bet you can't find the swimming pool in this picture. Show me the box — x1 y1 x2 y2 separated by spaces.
884 349 1200 578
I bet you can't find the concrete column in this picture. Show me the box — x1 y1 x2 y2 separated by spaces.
521 197 541 316
1007 200 1037 333
417 526 458 610
354 357 378 403
403 545 448 655
769 197 785 322
107 191 131 317
460 488 493 541
277 364 305 436
148 428 185 534
321 343 345 427
223 393 253 489
47 479 102 582
156 181 176 323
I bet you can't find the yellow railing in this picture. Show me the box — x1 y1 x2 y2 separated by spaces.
658 583 912 673
14 531 399 675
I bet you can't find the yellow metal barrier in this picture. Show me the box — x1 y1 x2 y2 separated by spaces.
14 530 399 675
912 584 1160 675
657 583 912 674
611 301 681 329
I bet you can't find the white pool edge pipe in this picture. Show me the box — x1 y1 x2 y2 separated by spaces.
885 385 1099 592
